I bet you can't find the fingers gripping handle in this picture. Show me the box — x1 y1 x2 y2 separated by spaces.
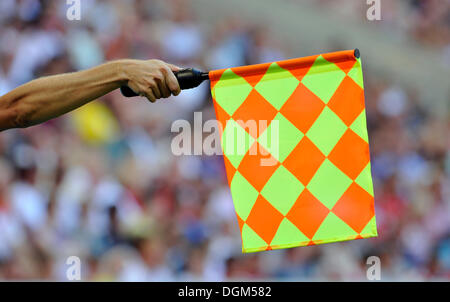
120 68 209 97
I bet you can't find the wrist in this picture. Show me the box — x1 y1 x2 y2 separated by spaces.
112 60 135 86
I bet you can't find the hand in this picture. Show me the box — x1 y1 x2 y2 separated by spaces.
121 59 181 103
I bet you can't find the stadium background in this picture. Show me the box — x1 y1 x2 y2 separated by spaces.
0 0 449 281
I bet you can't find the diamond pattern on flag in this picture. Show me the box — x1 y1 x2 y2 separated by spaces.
210 50 377 253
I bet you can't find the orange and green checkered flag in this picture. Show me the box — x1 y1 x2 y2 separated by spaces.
210 49 377 253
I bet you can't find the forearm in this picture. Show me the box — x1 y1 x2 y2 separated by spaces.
0 60 128 130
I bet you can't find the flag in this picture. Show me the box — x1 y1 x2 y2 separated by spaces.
210 49 377 253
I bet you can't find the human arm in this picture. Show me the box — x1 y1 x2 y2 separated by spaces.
0 59 181 130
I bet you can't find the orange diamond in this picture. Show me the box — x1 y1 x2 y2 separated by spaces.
236 213 245 232
286 189 330 239
327 76 364 126
232 63 271 87
332 183 374 233
277 55 318 81
328 129 369 180
280 83 325 134
238 142 280 192
245 195 284 244
283 137 325 186
232 89 278 138
212 102 230 136
322 53 356 74
223 155 236 186
210 69 225 90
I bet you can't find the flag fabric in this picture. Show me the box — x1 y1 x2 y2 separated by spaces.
209 49 377 253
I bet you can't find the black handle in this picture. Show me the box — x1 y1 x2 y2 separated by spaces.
120 68 209 97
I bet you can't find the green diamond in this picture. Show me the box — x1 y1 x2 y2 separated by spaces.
242 224 267 251
222 119 255 169
306 107 347 156
254 63 299 110
214 69 253 116
260 165 304 215
301 56 346 104
312 212 357 241
230 171 259 221
360 216 378 237
350 110 369 143
355 163 374 197
347 59 364 89
270 218 309 246
258 113 304 162
307 159 352 209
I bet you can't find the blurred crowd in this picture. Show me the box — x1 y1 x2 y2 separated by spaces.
315 0 450 47
0 0 449 281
